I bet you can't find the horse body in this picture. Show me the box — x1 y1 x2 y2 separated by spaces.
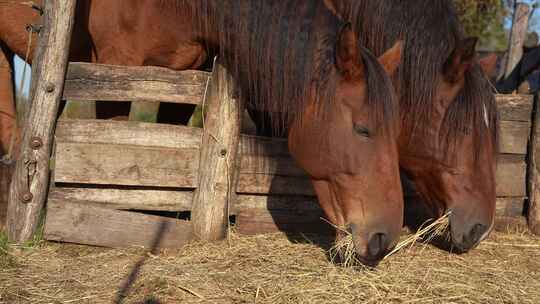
0 0 404 265
330 0 499 251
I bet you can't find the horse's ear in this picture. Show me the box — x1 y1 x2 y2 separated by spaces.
336 24 364 80
478 53 498 79
443 37 478 83
377 40 403 77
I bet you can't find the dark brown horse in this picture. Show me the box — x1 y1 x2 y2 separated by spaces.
327 0 499 252
0 0 404 265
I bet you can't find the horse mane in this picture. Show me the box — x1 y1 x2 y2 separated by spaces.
161 0 398 135
337 0 499 164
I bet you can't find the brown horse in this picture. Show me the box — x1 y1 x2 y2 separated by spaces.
0 0 404 265
327 0 499 252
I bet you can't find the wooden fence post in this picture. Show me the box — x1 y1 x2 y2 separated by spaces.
191 58 243 241
6 0 77 243
528 94 540 234
503 3 530 80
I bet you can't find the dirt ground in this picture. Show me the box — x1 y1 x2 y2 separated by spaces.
0 228 539 304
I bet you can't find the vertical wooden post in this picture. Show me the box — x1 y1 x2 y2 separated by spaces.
128 101 160 123
191 58 243 241
503 3 530 79
60 100 96 119
528 94 540 234
6 0 77 243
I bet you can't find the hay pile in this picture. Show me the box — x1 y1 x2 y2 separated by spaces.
0 229 539 304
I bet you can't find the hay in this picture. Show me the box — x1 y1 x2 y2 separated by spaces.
326 212 451 267
0 228 539 304
384 211 451 259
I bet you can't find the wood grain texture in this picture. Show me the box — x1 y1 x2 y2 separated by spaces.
236 174 314 196
0 164 13 230
496 197 525 217
504 4 530 78
496 94 534 121
499 120 530 154
44 198 192 248
190 60 243 241
7 0 77 243
528 95 540 234
236 208 330 235
496 154 527 197
55 119 202 149
63 62 210 104
54 142 199 188
49 187 193 212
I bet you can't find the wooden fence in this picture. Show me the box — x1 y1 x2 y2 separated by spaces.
2 0 539 249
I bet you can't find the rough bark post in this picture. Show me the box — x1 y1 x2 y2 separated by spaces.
528 93 540 234
6 0 77 243
504 3 530 79
191 58 243 241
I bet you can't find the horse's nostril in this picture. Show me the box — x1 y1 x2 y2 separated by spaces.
469 223 487 245
367 232 389 259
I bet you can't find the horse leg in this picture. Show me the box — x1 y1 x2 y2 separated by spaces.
0 44 17 158
0 44 16 230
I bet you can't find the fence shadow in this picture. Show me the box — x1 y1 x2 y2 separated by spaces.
114 221 168 304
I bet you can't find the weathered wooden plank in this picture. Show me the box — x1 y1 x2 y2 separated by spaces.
238 155 305 177
236 174 315 196
7 0 77 243
44 199 192 248
496 94 534 121
54 142 199 188
191 60 243 241
239 135 289 157
496 197 525 217
499 120 530 154
496 154 527 197
49 187 193 212
55 119 202 149
63 62 210 104
55 119 291 156
236 208 330 235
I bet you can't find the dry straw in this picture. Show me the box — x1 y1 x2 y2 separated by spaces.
326 212 451 267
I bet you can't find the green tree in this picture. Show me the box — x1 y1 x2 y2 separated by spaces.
454 0 509 51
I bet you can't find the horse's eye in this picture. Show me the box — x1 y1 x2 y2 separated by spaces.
353 123 371 138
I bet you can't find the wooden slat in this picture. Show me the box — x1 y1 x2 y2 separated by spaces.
495 94 534 121
236 174 315 196
496 197 525 217
63 62 209 104
49 187 193 212
236 208 330 235
499 120 530 154
44 199 192 248
55 119 289 155
496 154 527 197
238 155 305 177
234 195 318 213
54 142 199 188
55 119 202 149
